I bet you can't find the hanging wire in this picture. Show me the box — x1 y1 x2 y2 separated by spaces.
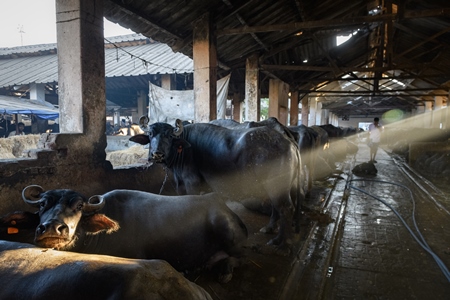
104 37 193 73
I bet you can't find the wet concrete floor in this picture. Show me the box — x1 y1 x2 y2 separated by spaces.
190 143 450 300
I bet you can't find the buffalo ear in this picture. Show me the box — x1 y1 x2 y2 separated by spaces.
80 214 120 235
0 211 40 229
129 134 150 145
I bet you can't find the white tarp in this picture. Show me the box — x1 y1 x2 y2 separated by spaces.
148 74 231 125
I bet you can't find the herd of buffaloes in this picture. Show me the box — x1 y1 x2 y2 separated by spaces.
0 116 360 299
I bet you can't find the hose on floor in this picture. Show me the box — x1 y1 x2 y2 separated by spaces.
347 179 450 282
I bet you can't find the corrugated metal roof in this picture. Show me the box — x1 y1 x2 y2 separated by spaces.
0 44 57 57
103 0 450 117
0 34 193 89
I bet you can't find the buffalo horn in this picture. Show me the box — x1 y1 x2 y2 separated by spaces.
173 119 184 137
139 115 150 131
84 195 106 213
22 185 45 207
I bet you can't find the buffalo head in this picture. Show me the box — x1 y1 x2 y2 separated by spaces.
19 185 119 250
130 117 190 164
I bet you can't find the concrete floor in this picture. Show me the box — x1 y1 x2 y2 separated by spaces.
192 143 450 300
290 143 450 299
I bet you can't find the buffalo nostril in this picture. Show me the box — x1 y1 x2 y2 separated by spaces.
36 222 68 236
37 224 46 235
151 152 164 161
55 224 67 234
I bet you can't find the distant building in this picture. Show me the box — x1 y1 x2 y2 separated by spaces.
0 34 194 125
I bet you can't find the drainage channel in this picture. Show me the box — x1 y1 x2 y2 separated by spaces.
279 157 356 300
392 155 450 216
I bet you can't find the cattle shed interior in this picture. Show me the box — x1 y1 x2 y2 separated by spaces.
1 0 450 299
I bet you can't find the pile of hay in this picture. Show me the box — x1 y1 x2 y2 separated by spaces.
0 135 41 159
106 145 148 167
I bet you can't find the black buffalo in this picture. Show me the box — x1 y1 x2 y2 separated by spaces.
209 118 313 197
0 241 212 300
209 117 299 145
130 116 303 251
319 124 344 138
2 186 248 283
288 125 319 194
310 125 330 150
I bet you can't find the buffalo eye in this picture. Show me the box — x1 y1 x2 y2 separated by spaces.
77 202 83 211
39 201 46 209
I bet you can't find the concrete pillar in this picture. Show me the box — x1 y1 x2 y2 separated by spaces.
268 79 289 125
316 102 323 125
328 112 335 126
444 92 450 129
193 13 217 122
30 83 46 102
309 97 317 126
301 96 309 126
136 90 147 121
161 74 176 90
331 113 336 126
323 109 329 124
56 0 105 136
444 106 450 130
244 53 259 122
424 101 433 128
289 91 299 126
55 0 106 164
29 83 49 134
232 92 241 122
432 96 445 128
113 110 121 127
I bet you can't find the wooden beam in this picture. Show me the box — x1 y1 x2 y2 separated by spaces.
395 25 450 58
221 0 269 51
261 61 449 73
305 93 449 97
394 23 450 48
304 88 447 93
217 8 450 36
291 74 450 82
108 0 182 41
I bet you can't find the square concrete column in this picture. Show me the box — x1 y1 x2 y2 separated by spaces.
193 13 217 122
30 83 46 102
161 74 176 90
301 96 309 125
316 101 323 125
424 101 433 128
268 79 289 125
136 90 147 120
244 53 259 122
289 91 299 126
323 108 329 124
55 0 106 164
432 96 445 128
30 83 49 134
56 0 105 135
232 92 242 121
444 93 450 129
309 97 317 126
